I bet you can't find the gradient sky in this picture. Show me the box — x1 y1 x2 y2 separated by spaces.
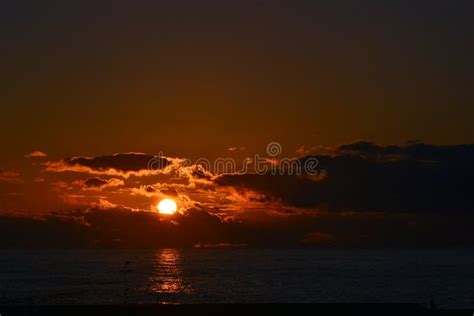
1 1 472 166
0 1 472 247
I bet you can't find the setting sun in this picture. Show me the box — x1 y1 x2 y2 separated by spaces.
157 199 177 215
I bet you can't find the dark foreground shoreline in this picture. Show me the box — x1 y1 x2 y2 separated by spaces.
1 304 472 316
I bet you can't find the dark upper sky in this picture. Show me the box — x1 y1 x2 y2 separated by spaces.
1 0 472 166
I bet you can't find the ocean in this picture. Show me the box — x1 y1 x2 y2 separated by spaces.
0 248 473 308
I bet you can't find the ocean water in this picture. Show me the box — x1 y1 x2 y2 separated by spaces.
0 248 472 308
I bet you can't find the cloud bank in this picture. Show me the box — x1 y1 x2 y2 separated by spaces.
216 143 474 213
1 142 473 248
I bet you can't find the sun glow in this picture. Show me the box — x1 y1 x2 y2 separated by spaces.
157 199 177 215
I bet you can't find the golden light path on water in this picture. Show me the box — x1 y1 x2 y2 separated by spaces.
148 249 192 295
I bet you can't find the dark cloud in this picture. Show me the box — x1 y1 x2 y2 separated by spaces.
0 214 89 248
216 143 474 213
1 207 473 248
145 185 156 193
0 208 235 248
336 141 474 162
81 177 124 189
64 153 168 172
45 153 171 177
83 177 108 187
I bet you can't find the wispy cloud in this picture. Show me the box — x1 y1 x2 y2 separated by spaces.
227 146 245 152
24 151 47 158
0 170 22 183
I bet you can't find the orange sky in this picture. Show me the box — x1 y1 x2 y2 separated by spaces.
0 1 472 247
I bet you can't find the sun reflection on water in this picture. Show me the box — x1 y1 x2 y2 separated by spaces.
148 249 191 295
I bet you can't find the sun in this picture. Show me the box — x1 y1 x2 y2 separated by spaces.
157 198 177 215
